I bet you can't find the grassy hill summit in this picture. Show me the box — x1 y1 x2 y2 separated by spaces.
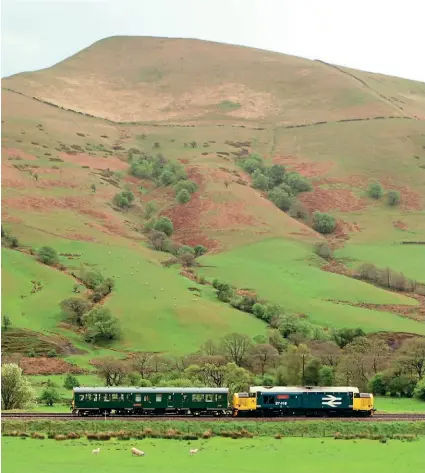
2 36 425 377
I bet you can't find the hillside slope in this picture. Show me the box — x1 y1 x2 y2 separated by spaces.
2 36 425 371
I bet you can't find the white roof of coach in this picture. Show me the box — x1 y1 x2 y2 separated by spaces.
249 386 360 394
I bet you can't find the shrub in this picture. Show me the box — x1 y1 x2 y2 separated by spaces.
314 242 333 259
387 190 401 206
55 435 68 441
144 201 157 219
176 189 191 204
368 182 384 199
47 349 57 358
80 271 104 290
266 164 286 187
252 170 270 191
154 216 174 236
37 246 59 265
179 252 196 267
159 169 175 186
268 188 292 211
174 179 198 195
113 191 134 209
148 230 169 251
289 200 309 220
194 245 207 257
414 378 425 400
284 172 312 193
178 245 195 256
39 386 61 406
60 298 92 326
313 212 336 234
64 373 80 390
252 303 267 320
82 307 120 343
67 432 80 440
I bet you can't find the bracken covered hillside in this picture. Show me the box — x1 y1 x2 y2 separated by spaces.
2 36 425 373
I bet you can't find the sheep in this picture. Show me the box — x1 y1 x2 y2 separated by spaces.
189 448 199 455
92 448 100 455
131 447 145 457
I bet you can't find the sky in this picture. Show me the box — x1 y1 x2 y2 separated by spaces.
1 0 425 82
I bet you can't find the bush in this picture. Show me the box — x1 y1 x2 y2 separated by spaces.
176 189 191 204
113 191 134 209
144 201 157 219
39 386 61 406
60 298 92 326
266 164 286 187
313 212 336 234
154 216 174 236
268 188 292 211
178 245 195 256
289 200 309 220
214 280 235 303
368 182 384 199
252 303 267 320
64 373 80 390
148 230 169 251
387 190 401 206
314 242 333 260
252 171 270 191
284 172 312 193
80 271 104 290
194 245 207 257
82 307 120 343
37 246 59 266
174 179 198 195
414 378 425 400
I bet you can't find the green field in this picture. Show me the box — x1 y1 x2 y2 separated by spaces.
2 437 425 473
200 239 425 334
375 397 425 414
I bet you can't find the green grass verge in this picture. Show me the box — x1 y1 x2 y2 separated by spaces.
199 239 425 334
2 436 425 473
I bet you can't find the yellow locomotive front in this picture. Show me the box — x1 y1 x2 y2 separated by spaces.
353 392 374 415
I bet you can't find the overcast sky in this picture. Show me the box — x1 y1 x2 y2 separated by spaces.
2 0 424 82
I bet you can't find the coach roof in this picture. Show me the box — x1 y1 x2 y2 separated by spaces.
73 387 229 394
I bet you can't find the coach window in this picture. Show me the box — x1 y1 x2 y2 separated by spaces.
156 394 162 402
143 395 150 402
93 394 98 402
86 393 92 401
193 393 204 402
103 394 110 402
112 393 118 400
79 394 85 401
135 394 142 402
206 394 215 402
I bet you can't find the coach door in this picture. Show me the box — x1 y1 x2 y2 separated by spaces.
166 393 174 408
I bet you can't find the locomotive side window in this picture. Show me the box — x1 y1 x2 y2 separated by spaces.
264 395 275 404
135 394 142 402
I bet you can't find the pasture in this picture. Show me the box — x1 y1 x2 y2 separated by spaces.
200 239 425 334
2 436 425 473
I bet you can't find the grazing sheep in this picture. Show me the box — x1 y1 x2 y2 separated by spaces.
131 447 145 457
92 448 100 455
189 448 199 455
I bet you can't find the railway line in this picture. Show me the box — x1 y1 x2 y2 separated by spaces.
2 412 425 422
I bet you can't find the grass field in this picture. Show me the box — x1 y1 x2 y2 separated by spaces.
375 397 425 414
2 437 425 473
200 239 425 334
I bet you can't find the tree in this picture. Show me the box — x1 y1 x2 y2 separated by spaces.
268 188 292 211
281 344 311 384
331 328 365 348
1 363 37 410
220 333 253 366
60 298 92 326
268 330 288 354
37 246 59 266
266 164 286 187
318 366 335 386
397 337 425 380
313 212 336 234
95 357 129 386
248 344 279 375
414 378 425 400
174 180 198 195
252 171 270 191
2 314 11 331
63 373 80 390
40 386 61 406
82 307 120 343
179 252 196 267
304 358 323 385
387 190 401 206
113 191 133 209
314 242 333 260
252 303 267 320
144 201 157 219
289 200 309 220
176 189 191 204
194 245 207 257
213 280 235 303
369 373 388 395
91 184 96 193
368 182 384 199
148 230 169 251
159 169 175 186
284 172 312 193
132 353 153 379
223 362 252 394
154 216 174 236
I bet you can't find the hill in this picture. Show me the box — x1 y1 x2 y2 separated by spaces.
2 36 425 375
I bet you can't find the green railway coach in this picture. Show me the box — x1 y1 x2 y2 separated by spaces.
72 387 230 416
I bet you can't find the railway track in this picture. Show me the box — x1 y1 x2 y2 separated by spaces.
2 413 425 422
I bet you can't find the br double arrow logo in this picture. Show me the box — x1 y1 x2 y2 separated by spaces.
321 395 342 408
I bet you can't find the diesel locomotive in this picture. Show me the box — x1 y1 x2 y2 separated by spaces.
72 385 374 417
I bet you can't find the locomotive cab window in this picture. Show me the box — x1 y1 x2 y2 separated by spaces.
264 395 275 404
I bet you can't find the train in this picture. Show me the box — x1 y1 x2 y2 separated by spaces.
72 385 374 417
